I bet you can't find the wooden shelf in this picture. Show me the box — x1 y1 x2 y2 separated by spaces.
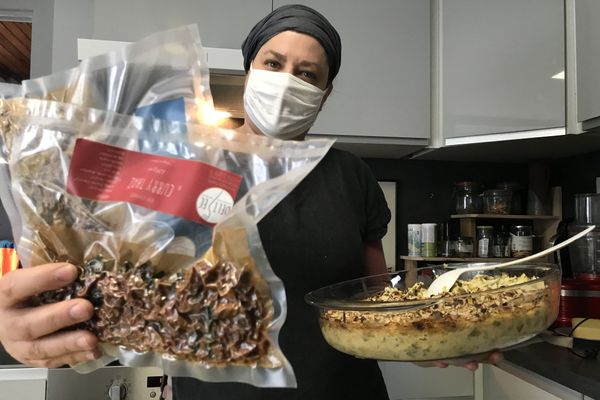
400 256 518 262
450 214 559 220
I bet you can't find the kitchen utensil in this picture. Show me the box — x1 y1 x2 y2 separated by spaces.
427 225 596 297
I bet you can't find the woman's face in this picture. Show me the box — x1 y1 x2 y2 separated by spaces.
251 30 330 91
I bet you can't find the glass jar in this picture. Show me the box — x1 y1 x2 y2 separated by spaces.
497 182 523 214
457 236 474 257
439 221 458 257
483 189 512 215
453 182 483 214
476 226 494 258
492 226 511 258
510 225 533 258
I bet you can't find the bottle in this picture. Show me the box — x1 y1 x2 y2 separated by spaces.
476 225 494 258
492 226 510 258
421 223 437 257
457 236 474 257
439 221 457 257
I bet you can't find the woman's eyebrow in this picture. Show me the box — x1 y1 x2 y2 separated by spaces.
264 49 287 61
298 60 322 71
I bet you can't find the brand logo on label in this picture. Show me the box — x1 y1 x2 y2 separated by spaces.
196 187 234 224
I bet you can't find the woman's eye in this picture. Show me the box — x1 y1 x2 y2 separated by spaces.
265 60 280 69
300 71 316 80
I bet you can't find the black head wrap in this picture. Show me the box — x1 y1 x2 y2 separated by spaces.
241 4 341 84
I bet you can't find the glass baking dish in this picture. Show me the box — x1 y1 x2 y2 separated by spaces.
305 263 560 362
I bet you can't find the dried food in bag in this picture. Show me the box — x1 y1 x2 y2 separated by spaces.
0 98 334 387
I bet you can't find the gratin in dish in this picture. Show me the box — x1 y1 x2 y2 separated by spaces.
306 264 560 361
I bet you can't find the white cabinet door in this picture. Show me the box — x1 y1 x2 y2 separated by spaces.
274 0 430 141
91 0 272 49
479 365 583 400
442 0 564 140
575 0 600 129
379 362 474 400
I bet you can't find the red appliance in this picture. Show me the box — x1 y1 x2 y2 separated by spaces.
555 275 600 328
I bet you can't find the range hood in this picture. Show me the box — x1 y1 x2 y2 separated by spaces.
77 38 245 118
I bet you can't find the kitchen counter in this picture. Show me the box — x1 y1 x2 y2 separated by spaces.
503 342 600 399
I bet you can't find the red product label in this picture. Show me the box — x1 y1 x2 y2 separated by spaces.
67 139 242 226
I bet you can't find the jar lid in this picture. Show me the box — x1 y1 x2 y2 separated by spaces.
483 189 511 195
455 181 483 189
496 181 521 190
511 225 532 229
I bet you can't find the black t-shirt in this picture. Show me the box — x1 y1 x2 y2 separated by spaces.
173 148 391 400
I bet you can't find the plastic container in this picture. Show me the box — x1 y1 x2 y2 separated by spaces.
453 182 483 214
574 193 600 225
568 224 600 276
510 225 533 258
407 224 422 256
476 226 494 258
305 263 560 362
483 189 512 215
421 223 437 257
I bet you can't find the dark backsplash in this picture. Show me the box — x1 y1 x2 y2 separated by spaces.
1 149 597 270
550 150 600 221
364 158 528 268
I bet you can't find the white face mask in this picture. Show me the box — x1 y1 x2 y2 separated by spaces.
243 67 326 139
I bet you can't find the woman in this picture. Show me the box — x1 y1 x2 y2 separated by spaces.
172 5 392 399
0 4 499 400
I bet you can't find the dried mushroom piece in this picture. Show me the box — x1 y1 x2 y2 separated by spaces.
40 256 275 367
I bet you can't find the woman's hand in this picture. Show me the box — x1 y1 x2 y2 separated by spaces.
415 351 503 371
0 263 100 368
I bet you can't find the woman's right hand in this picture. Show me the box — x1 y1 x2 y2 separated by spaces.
0 263 100 367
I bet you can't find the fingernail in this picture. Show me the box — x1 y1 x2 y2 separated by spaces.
77 336 91 349
55 264 77 282
70 303 91 320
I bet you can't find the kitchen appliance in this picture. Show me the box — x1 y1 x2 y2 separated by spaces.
553 193 600 327
0 348 164 400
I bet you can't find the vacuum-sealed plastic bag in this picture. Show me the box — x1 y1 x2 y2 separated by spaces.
0 83 22 99
0 98 333 387
0 84 23 240
22 25 212 124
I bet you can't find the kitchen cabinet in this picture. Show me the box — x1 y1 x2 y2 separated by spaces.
439 0 564 144
379 362 474 400
91 0 272 49
476 364 584 400
274 0 430 147
573 0 600 131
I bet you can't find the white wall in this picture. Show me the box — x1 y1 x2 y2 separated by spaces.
51 0 93 72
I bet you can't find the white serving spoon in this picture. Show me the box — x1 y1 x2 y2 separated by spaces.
426 225 596 297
